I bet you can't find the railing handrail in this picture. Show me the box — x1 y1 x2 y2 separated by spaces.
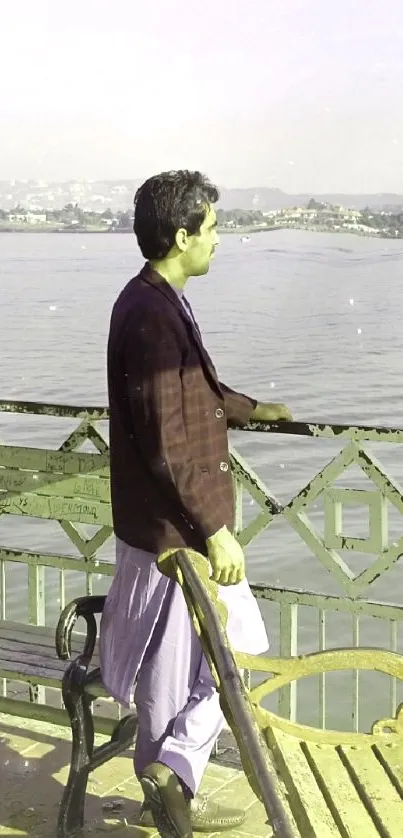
1 399 403 443
0 400 109 420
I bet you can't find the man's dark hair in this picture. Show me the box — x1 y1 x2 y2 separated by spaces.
133 170 220 260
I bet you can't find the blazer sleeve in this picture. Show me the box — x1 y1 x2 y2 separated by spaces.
124 310 226 541
218 381 257 427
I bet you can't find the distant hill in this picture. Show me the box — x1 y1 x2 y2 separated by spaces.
0 180 402 213
217 187 403 213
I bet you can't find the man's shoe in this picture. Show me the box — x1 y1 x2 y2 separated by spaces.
139 786 246 833
139 761 193 837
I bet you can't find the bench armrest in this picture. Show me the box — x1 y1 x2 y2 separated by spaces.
55 595 106 663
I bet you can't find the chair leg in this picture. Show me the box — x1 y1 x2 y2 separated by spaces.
57 662 95 838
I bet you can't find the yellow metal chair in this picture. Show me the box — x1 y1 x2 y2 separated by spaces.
158 549 403 837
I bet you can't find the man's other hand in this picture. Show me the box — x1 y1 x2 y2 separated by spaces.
251 402 293 422
206 526 245 586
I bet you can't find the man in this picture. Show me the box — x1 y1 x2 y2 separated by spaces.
100 170 292 838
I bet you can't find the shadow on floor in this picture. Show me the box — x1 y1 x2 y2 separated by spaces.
0 714 271 838
0 718 149 837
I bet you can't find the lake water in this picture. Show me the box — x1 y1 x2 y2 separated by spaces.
1 230 403 722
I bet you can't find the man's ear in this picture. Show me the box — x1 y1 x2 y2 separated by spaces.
175 227 188 252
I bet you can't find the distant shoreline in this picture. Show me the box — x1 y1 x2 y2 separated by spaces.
0 225 262 235
0 224 400 239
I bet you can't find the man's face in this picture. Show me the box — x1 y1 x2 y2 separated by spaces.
178 205 220 277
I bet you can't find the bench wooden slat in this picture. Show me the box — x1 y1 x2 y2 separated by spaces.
0 620 61 641
0 658 67 684
0 635 82 660
266 726 340 836
339 744 403 837
0 619 102 691
0 620 87 645
0 645 100 673
0 621 99 659
301 741 380 837
374 742 403 796
0 635 100 667
0 645 69 671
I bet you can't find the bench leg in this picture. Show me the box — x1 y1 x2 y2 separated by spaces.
58 663 94 838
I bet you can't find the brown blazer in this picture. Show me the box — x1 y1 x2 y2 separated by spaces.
107 262 257 555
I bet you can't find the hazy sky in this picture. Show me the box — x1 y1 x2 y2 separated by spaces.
1 0 403 191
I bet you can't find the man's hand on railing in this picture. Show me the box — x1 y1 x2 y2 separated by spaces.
206 525 245 586
251 402 293 422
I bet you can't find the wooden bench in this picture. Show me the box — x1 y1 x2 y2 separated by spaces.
3 552 403 838
157 548 403 838
0 598 138 838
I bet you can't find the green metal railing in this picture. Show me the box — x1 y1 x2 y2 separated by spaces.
1 399 403 733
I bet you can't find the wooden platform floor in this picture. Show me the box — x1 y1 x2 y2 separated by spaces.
0 712 272 837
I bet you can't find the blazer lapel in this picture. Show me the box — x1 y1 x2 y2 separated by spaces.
140 263 224 399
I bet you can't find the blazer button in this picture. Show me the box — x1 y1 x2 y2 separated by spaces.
215 408 224 419
219 461 229 472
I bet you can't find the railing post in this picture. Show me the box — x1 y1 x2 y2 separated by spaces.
278 603 298 721
0 559 6 697
233 474 243 537
318 608 327 729
352 614 360 732
390 620 398 718
28 563 46 703
0 559 5 621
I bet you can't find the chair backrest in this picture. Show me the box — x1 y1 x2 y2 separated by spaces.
157 547 297 838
